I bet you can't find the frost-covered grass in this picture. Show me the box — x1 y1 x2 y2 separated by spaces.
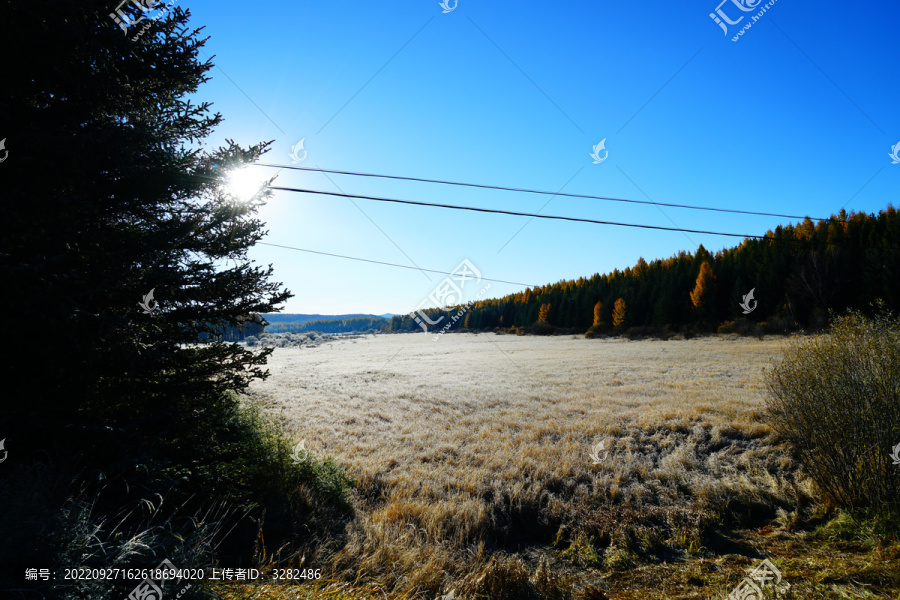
245 333 836 598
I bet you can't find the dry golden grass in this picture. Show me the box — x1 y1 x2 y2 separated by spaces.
243 333 896 599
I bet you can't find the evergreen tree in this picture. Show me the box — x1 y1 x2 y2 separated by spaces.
1 0 291 431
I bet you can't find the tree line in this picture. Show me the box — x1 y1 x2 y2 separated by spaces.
267 316 388 334
385 207 900 335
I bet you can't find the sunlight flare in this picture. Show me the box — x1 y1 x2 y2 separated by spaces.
225 166 269 202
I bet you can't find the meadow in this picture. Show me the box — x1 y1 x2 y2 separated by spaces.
241 333 900 599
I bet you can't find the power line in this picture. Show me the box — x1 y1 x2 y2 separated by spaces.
257 242 542 288
254 162 846 223
266 185 829 243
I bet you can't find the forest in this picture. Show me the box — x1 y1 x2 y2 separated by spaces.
386 208 900 335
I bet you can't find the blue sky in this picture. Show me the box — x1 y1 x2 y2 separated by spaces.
184 0 899 315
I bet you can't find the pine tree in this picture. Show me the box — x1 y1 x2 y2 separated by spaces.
612 298 627 329
2 1 291 429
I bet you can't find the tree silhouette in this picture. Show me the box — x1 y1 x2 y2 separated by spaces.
2 1 291 431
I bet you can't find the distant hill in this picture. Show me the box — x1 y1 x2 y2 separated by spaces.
266 316 388 334
262 313 382 325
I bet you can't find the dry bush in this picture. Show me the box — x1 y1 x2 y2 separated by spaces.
766 306 900 514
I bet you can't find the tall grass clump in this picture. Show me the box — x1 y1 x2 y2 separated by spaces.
0 391 354 600
765 304 900 516
183 392 355 509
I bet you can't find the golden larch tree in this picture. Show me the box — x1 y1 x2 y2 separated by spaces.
690 261 717 311
612 298 627 328
592 301 603 327
538 303 551 323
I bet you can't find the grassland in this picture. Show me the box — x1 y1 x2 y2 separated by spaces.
238 333 900 599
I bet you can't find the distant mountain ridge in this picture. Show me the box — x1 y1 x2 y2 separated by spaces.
262 313 384 325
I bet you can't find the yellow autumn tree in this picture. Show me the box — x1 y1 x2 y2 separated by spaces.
592 301 603 328
538 303 551 323
690 261 717 312
612 298 627 329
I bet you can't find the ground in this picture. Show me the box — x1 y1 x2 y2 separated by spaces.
225 332 900 599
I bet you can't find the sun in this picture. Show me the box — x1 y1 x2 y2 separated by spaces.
225 166 269 202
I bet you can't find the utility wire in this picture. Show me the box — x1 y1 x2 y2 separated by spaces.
266 185 849 244
255 162 847 223
257 242 542 288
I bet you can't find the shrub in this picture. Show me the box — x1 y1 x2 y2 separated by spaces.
765 305 900 515
625 326 648 340
717 318 755 336
764 313 798 334
585 324 608 339
196 392 356 508
527 321 555 336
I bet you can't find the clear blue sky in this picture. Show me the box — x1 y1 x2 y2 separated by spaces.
185 0 899 315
